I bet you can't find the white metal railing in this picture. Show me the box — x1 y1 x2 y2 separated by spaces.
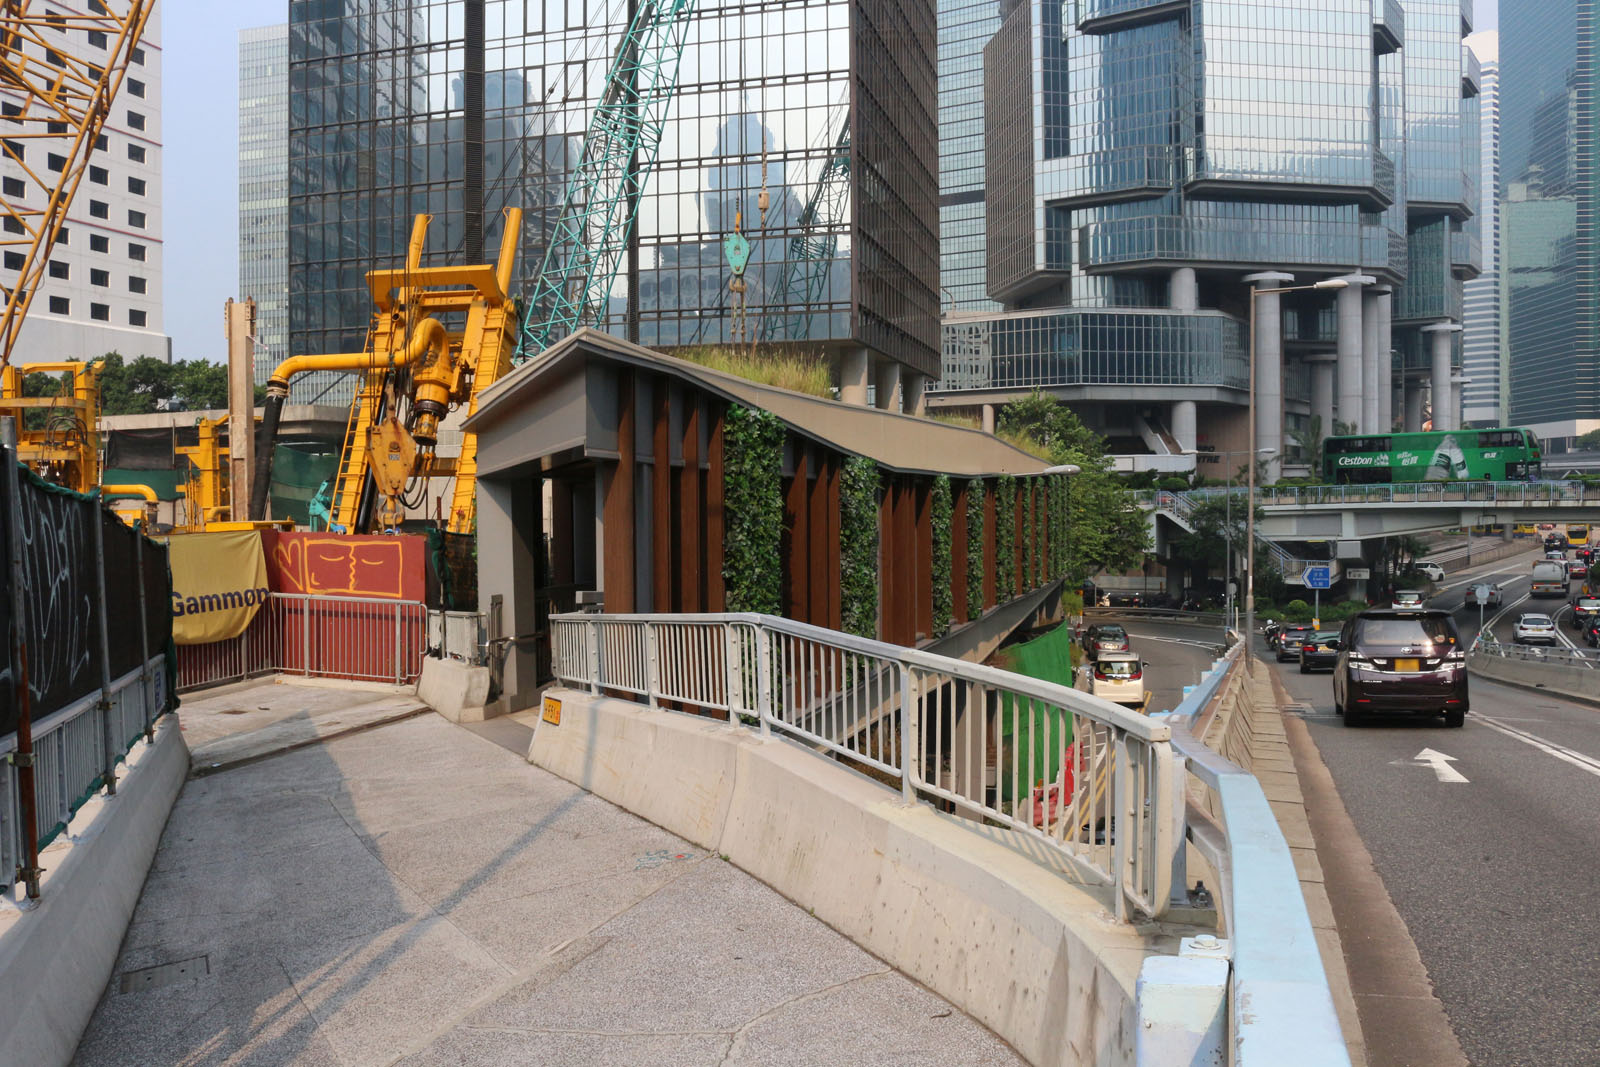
1157 646 1352 1066
0 654 168 888
1146 489 1330 576
1146 480 1600 510
428 610 488 666
175 593 428 692
1471 639 1600 670
551 611 1175 920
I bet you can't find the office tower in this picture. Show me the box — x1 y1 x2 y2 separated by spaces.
0 5 167 364
1461 31 1500 426
240 24 288 389
287 0 939 409
1502 0 1600 445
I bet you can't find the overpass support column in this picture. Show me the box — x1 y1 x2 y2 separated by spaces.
1362 286 1391 434
1423 323 1462 431
902 372 928 416
874 359 902 412
1337 274 1375 433
1170 266 1198 312
1309 353 1335 436
1404 376 1425 432
839 348 870 406
1374 288 1394 432
1171 400 1197 453
1245 271 1294 483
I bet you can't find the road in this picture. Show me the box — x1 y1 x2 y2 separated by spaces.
1273 544 1600 1066
1113 618 1230 715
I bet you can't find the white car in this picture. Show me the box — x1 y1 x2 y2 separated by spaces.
1078 652 1148 709
1416 562 1446 582
1464 583 1504 607
1513 613 1558 645
1391 590 1426 609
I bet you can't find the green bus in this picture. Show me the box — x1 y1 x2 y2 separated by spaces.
1322 428 1543 484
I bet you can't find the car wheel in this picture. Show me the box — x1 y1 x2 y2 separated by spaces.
1444 708 1465 728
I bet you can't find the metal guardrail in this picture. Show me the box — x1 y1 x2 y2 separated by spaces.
175 593 428 692
1154 645 1351 1065
429 610 488 666
0 654 168 892
1083 605 1229 629
1141 489 1332 577
1471 639 1599 670
1144 480 1600 509
551 611 1176 920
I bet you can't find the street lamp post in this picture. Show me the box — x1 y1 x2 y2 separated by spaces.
1245 277 1349 663
1183 446 1274 643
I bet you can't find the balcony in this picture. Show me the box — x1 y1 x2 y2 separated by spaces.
1075 0 1190 34
1373 0 1403 54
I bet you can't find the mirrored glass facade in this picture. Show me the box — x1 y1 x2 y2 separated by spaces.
240 25 289 391
1460 34 1501 426
288 0 939 393
1502 0 1600 430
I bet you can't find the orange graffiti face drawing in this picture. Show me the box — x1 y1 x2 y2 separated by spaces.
273 535 406 599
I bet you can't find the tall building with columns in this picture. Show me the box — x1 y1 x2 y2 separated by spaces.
1460 31 1501 427
931 0 1479 475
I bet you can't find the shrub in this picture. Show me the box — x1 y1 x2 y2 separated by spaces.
995 475 1016 602
932 475 953 637
721 405 784 614
966 480 985 619
840 456 880 638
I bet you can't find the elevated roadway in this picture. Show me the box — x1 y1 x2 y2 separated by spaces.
1269 545 1600 1065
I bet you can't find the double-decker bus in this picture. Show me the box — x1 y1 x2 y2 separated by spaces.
1322 428 1542 484
1569 524 1592 548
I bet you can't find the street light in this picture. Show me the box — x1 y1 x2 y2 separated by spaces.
1182 446 1275 641
1245 277 1348 663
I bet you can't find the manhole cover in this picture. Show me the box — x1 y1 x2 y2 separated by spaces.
119 955 209 994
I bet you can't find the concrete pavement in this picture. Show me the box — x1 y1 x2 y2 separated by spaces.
72 707 1026 1066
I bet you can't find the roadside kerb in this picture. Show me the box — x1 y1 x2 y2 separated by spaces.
1467 644 1600 707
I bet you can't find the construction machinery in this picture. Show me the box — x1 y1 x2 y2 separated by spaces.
250 209 523 535
767 121 851 342
0 0 154 368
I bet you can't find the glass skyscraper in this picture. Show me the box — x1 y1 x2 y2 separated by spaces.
240 25 289 392
933 0 1478 470
287 0 938 406
1502 0 1600 440
1461 31 1501 426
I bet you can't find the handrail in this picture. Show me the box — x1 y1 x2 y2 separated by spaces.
551 610 1174 919
1471 639 1599 669
1139 480 1600 510
1154 645 1352 1066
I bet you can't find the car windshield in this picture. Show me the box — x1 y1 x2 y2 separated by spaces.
1394 592 1423 603
1095 628 1126 641
1579 600 1600 609
1096 659 1138 678
1521 615 1552 625
1357 617 1456 644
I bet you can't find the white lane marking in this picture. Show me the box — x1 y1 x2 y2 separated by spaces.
1123 632 1222 650
1475 714 1600 780
1413 747 1469 783
1439 564 1534 593
1484 591 1531 635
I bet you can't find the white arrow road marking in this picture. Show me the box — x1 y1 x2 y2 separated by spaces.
1414 748 1469 783
1475 715 1600 780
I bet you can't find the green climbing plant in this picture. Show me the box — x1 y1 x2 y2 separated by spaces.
840 455 880 638
722 405 785 614
931 474 953 637
996 475 1016 602
967 479 985 620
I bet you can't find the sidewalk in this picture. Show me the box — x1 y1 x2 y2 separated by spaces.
73 694 1026 1066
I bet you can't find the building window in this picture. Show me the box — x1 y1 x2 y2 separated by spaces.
127 143 145 163
94 133 106 151
2 218 22 235
45 50 63 68
90 302 109 321
3 251 22 270
127 176 145 196
3 140 23 160
127 209 145 229
90 233 108 253
86 30 107 49
47 260 68 279
126 111 145 131
46 121 66 134
127 78 144 98
90 268 109 287
57 226 67 245
48 295 68 315
128 308 146 327
89 199 108 218
128 275 146 294
128 242 146 261
1 103 19 122
131 46 144 65
44 14 64 31
47 152 66 172
1 176 23 198
89 165 107 184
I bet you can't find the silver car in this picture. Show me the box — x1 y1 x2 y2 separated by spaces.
1513 613 1558 645
1464 583 1504 607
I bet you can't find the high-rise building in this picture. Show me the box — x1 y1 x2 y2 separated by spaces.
1502 0 1600 445
0 6 167 365
239 25 288 390
936 0 1001 314
931 0 1479 474
287 0 939 409
1461 31 1501 427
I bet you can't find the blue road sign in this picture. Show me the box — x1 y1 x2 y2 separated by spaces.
1303 565 1331 589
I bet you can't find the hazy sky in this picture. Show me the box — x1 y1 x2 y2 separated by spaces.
161 0 1502 365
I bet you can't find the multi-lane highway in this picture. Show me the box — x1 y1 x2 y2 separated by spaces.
1269 544 1600 1066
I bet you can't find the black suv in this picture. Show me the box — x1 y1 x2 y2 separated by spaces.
1333 609 1467 728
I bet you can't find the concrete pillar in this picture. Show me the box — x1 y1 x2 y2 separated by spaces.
1309 354 1336 435
1171 400 1197 453
1404 377 1424 432
839 347 870 406
1423 323 1463 431
874 359 901 412
1373 289 1394 432
1244 272 1294 483
478 476 541 713
902 372 928 416
1360 288 1383 434
1170 267 1198 312
1335 274 1374 433
981 404 996 434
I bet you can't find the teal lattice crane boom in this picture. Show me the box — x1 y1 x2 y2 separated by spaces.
767 120 851 342
515 0 697 362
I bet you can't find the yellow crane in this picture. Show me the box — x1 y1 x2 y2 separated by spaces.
251 209 522 535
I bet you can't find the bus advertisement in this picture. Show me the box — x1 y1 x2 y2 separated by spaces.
1323 428 1542 484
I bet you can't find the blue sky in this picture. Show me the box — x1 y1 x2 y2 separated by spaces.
161 0 1502 365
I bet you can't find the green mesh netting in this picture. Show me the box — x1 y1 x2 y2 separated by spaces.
269 443 339 527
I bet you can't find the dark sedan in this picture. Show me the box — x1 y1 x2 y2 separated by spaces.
1275 625 1316 662
1299 633 1341 673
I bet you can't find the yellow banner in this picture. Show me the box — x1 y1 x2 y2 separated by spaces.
162 531 271 645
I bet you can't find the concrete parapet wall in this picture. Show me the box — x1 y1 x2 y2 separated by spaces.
531 691 1160 1067
0 716 188 1066
1467 651 1600 707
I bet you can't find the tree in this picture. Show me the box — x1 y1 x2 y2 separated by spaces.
996 392 1151 581
1166 492 1261 589
1290 415 1326 478
1577 428 1600 451
20 351 251 414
